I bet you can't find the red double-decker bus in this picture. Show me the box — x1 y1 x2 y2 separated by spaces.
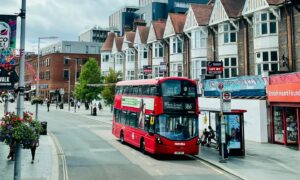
112 77 200 155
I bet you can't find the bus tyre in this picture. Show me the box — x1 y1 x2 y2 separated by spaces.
140 139 146 154
120 132 125 144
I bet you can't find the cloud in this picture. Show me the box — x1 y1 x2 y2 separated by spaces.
1 0 138 51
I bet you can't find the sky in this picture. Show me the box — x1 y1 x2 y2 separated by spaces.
1 0 138 52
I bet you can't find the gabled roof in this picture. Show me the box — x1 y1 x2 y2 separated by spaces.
101 32 115 52
266 0 285 5
169 13 186 34
153 20 166 40
124 31 135 48
221 0 246 18
137 26 150 44
191 4 213 26
116 37 123 52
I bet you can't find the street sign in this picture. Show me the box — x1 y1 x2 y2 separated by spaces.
207 61 224 75
223 91 231 101
143 65 152 74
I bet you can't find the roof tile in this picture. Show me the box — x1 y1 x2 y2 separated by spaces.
115 37 123 52
191 4 213 26
221 0 246 18
125 31 135 48
101 32 115 52
153 20 166 40
137 26 150 44
169 13 186 34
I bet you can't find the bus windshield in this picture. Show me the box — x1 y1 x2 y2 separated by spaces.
156 114 198 140
161 80 196 97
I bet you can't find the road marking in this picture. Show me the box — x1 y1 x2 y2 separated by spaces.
49 132 69 180
89 148 117 152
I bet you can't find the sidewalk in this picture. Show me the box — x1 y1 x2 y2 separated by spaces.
0 102 59 180
197 141 300 180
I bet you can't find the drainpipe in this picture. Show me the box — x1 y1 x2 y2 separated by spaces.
286 5 294 72
243 18 250 75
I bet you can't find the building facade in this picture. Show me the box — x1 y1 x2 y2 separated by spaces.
79 26 120 44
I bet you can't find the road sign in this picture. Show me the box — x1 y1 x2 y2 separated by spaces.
223 91 231 101
207 61 223 75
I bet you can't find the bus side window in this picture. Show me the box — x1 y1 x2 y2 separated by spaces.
128 86 133 95
143 86 150 95
129 112 138 127
124 86 129 95
115 109 120 123
121 111 127 124
150 86 157 96
138 86 143 95
133 86 139 95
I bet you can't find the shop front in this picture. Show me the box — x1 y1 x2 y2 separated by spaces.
267 73 300 150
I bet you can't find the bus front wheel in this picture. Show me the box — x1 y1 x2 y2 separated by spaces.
120 131 125 144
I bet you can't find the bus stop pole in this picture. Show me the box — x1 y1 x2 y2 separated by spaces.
220 90 226 163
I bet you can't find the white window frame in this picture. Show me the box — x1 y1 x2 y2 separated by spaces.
255 50 279 75
170 63 183 77
140 47 147 59
254 11 278 37
192 30 207 49
219 23 238 44
115 54 123 65
222 57 238 78
153 66 164 78
191 59 206 80
171 37 183 54
126 50 135 63
153 42 163 58
127 70 135 80
102 54 110 62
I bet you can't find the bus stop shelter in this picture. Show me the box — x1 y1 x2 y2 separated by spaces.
199 107 247 157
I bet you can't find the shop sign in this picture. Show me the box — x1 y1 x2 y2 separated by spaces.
267 83 300 103
143 65 152 74
207 61 223 75
204 75 267 97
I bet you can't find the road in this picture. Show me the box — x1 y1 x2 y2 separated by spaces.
10 102 239 180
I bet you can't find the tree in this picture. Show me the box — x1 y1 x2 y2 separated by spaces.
101 68 122 106
75 58 102 102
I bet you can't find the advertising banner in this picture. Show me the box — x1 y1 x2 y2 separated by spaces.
225 114 241 149
0 15 18 90
121 96 154 111
204 76 267 97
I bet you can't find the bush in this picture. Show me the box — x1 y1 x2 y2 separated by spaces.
31 96 44 105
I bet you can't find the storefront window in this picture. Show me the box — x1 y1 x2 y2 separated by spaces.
286 108 298 143
273 107 284 143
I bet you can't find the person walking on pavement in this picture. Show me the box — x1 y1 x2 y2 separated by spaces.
77 101 81 110
207 126 216 147
31 140 39 164
47 100 50 112
98 101 102 111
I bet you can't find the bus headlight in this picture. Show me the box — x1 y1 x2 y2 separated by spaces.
156 136 162 144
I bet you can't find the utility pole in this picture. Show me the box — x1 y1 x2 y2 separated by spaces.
15 0 26 179
68 68 71 111
74 58 77 112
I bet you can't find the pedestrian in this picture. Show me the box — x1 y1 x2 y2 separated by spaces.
200 128 209 145
31 140 39 164
7 140 16 161
98 102 102 111
47 100 50 112
77 101 81 109
207 126 216 147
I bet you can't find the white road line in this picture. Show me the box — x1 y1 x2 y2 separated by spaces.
49 132 69 180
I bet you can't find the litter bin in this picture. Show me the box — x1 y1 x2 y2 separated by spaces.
93 107 97 116
40 121 47 135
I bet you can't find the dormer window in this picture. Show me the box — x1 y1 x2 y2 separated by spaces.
219 23 237 44
254 11 278 37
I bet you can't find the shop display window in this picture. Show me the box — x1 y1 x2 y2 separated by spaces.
286 108 298 143
273 107 284 143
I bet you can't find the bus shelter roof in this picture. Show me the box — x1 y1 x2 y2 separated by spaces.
199 107 247 114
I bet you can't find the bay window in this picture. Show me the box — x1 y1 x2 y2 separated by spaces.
191 59 206 80
192 30 207 49
171 37 183 54
256 50 279 75
153 42 163 58
223 57 238 78
255 11 278 37
127 70 134 80
153 66 164 78
126 50 135 63
170 63 183 77
219 23 237 44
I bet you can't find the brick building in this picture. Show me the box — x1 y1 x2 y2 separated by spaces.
23 53 100 101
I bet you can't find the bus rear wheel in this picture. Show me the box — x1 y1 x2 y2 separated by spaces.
120 132 125 144
140 139 146 154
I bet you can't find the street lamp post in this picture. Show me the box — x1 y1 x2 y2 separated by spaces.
65 57 78 112
36 36 58 120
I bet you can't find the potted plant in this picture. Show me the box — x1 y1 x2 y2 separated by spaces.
0 112 42 149
31 96 44 105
